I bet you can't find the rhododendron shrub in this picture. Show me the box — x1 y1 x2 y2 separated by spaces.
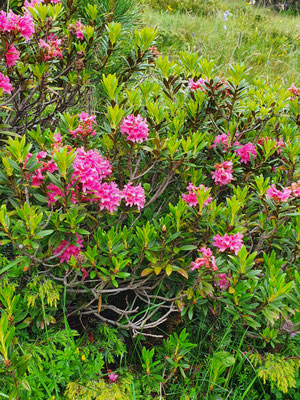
0 50 299 354
0 0 156 134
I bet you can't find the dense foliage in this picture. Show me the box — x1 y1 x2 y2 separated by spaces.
0 0 299 399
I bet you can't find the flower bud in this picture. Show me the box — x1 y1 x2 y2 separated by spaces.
68 24 77 36
75 59 85 71
77 50 86 59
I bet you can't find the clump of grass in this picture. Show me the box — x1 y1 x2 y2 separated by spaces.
143 0 300 84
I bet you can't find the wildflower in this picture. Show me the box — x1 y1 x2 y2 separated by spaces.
5 11 35 41
81 268 88 280
47 183 63 204
266 184 291 203
53 233 84 264
69 112 97 138
211 160 234 186
73 147 112 193
288 83 300 100
191 246 218 271
213 233 244 255
290 180 300 198
0 73 13 94
188 78 206 92
212 132 230 151
5 44 19 68
235 143 257 164
122 183 146 210
108 371 118 383
24 0 61 8
81 355 86 361
120 114 149 143
182 183 212 207
39 34 63 60
216 273 230 290
53 132 63 148
75 20 84 40
31 169 44 187
97 182 122 213
224 11 229 21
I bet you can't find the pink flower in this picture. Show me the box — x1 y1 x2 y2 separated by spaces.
54 233 84 264
81 267 88 280
75 20 84 40
0 11 8 31
6 11 34 41
191 246 218 271
37 151 47 160
53 132 63 146
39 34 63 60
24 0 61 9
216 273 230 290
47 183 63 204
290 180 300 198
97 182 122 213
212 132 230 151
235 143 257 164
213 233 244 255
266 184 291 203
288 83 300 99
188 78 206 92
211 161 234 186
122 183 145 210
31 168 44 187
120 115 149 143
69 112 97 138
182 183 212 207
0 73 13 94
23 153 33 167
5 44 19 68
72 147 112 193
108 372 118 383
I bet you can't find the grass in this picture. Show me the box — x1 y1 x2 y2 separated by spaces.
142 0 300 84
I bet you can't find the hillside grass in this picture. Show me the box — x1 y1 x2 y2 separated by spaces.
143 0 300 84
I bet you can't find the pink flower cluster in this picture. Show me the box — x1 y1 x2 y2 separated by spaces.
96 182 122 213
211 161 234 186
288 83 300 100
24 0 61 9
182 183 212 207
69 112 97 139
5 44 19 68
235 143 257 164
191 246 218 271
75 21 84 40
291 180 300 198
188 78 206 92
0 72 13 94
39 34 63 60
212 132 230 151
122 183 146 210
53 233 83 264
108 370 118 383
24 151 58 187
266 185 291 203
213 233 244 255
72 147 112 193
120 114 149 143
46 145 146 213
216 273 230 290
0 10 34 41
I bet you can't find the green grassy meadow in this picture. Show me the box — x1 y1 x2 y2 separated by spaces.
143 0 300 84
